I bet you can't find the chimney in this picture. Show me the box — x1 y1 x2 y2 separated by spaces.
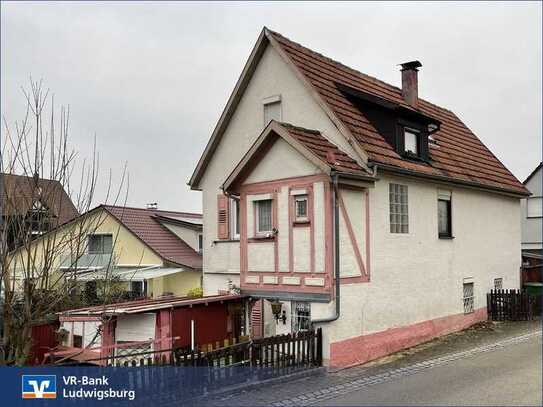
146 202 158 210
400 60 422 108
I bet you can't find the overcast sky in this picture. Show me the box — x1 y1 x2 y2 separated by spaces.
1 1 541 212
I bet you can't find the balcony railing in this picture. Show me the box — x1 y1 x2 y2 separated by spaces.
60 253 114 270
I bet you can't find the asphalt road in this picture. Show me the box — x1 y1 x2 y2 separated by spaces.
316 335 542 406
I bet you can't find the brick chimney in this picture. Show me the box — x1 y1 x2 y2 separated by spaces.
400 61 422 108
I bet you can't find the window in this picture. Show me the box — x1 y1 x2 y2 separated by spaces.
494 278 503 290
263 97 281 127
73 334 83 348
27 200 50 236
404 128 419 156
198 234 203 254
291 302 311 332
295 195 308 221
230 198 240 239
527 197 542 218
463 282 474 314
389 183 409 233
130 281 144 297
88 234 113 254
256 199 273 234
438 190 452 238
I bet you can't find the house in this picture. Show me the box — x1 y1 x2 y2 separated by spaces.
7 204 203 300
52 293 245 364
188 28 529 368
1 173 79 250
521 162 542 284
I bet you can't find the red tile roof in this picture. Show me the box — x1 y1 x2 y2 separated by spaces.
280 122 367 175
268 30 528 195
103 205 202 269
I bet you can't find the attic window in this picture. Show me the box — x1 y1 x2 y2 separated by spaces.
404 128 419 156
263 95 282 127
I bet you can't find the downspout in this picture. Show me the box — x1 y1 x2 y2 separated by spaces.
312 170 341 325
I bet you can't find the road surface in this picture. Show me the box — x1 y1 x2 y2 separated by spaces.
316 334 542 406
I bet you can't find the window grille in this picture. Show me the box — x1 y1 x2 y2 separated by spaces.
389 183 409 233
291 302 311 332
463 282 474 314
494 278 503 290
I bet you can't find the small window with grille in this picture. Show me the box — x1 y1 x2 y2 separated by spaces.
463 282 474 314
494 278 503 290
291 302 311 332
295 195 308 222
389 183 409 233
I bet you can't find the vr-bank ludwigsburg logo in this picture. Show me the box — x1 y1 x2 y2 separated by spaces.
22 375 57 399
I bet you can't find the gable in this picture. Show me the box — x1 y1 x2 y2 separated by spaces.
525 164 542 195
244 138 322 185
191 32 362 191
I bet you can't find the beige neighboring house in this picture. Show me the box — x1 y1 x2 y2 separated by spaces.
8 204 203 299
188 28 529 368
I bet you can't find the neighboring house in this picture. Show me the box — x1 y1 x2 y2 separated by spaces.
51 294 244 364
189 28 529 368
8 204 203 299
1 173 79 249
521 162 542 283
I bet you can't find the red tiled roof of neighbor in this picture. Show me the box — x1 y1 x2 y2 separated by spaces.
280 122 367 175
267 30 528 195
103 205 202 269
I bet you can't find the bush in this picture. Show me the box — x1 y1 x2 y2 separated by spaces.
186 287 203 298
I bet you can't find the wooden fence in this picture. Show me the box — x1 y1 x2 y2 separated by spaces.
487 289 536 321
173 328 322 369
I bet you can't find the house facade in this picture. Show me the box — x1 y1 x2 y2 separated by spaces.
189 28 529 367
521 163 542 252
8 205 203 300
520 162 542 283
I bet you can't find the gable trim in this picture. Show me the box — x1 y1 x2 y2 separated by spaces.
222 121 332 192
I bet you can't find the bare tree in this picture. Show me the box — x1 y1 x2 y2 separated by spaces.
0 79 128 365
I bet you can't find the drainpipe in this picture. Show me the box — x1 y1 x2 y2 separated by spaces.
312 170 341 325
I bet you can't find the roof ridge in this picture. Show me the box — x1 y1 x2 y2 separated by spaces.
102 204 201 217
266 28 453 116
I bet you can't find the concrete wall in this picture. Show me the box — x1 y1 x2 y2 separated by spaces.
521 167 542 250
199 43 359 295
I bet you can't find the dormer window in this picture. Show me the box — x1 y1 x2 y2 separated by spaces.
404 128 419 156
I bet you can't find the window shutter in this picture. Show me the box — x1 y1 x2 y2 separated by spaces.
251 299 263 339
217 194 230 239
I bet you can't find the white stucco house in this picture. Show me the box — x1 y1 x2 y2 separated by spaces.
188 28 529 368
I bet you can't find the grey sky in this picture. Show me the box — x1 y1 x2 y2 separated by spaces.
1 1 541 212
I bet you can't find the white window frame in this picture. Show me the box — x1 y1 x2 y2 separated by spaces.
404 127 419 156
263 95 282 127
256 199 273 235
230 198 240 240
389 183 409 234
294 195 308 222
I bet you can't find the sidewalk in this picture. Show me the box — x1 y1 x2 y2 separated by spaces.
202 320 541 406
